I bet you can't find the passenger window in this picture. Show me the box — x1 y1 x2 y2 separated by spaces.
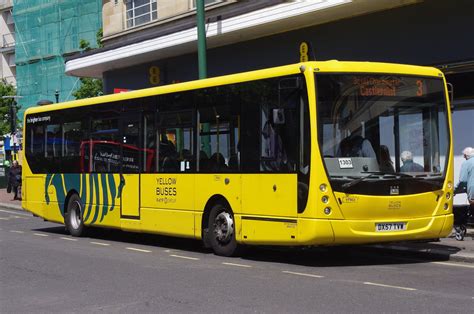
26 122 46 173
62 121 83 173
143 112 156 173
90 117 120 173
197 86 240 173
158 110 194 173
122 119 140 174
45 124 61 158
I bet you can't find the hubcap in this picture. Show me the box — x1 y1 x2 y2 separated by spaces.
70 200 82 230
213 211 234 244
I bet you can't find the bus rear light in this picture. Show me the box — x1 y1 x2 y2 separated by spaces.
324 207 331 215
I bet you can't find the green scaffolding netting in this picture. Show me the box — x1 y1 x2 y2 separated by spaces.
13 0 102 120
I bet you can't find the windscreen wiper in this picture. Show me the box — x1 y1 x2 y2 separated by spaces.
363 171 415 177
340 172 415 191
341 174 382 191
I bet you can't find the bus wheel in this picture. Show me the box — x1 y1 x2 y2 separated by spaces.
65 194 85 237
208 203 238 256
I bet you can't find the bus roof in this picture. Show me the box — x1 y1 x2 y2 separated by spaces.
24 60 443 116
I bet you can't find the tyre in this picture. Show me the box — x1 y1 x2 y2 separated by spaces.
208 203 239 256
454 226 464 241
65 194 85 237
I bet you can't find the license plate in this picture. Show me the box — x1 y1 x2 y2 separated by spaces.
375 222 406 232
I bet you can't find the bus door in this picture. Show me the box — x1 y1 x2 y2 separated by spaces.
120 113 141 218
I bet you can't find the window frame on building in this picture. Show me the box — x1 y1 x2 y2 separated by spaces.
125 0 158 29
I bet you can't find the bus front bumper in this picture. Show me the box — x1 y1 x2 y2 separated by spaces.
298 214 453 245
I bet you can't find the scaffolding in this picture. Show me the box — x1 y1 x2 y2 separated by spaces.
13 0 102 120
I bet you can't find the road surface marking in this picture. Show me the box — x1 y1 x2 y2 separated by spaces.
282 271 324 278
170 254 199 261
10 230 24 234
363 282 416 291
60 237 78 241
90 241 110 246
11 215 29 219
0 209 30 216
33 233 49 237
126 247 151 253
222 262 252 268
0 217 9 220
430 261 474 269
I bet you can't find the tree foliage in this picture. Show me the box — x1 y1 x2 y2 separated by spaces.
72 78 103 99
73 35 104 99
0 80 18 135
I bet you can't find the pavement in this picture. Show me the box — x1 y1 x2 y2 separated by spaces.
1 188 473 263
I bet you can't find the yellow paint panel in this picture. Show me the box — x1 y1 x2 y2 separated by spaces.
333 191 441 220
241 174 297 217
121 174 140 217
241 217 297 245
141 174 194 210
141 207 195 238
331 215 448 244
194 174 241 214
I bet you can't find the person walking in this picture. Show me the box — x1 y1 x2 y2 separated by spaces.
455 147 474 205
8 160 22 200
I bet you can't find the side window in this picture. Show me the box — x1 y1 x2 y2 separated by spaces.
122 118 140 174
143 112 156 173
240 76 305 174
197 86 240 173
62 120 84 173
45 124 62 162
157 93 195 173
90 114 120 173
45 123 61 171
25 120 46 173
240 82 260 172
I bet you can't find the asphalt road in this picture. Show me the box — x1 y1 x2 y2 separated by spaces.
1 207 473 313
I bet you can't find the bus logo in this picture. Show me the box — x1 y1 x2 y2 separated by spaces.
390 186 399 195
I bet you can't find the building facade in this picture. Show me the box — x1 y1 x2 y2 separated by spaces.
13 0 102 118
0 0 15 86
66 0 474 204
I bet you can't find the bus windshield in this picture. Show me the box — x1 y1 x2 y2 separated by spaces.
316 74 449 185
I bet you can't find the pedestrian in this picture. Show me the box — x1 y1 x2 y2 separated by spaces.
455 147 474 205
8 160 22 200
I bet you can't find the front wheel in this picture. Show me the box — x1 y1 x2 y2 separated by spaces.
208 203 239 256
65 194 85 237
454 225 465 241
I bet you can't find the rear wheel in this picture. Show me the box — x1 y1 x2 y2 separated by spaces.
208 203 239 256
65 194 85 237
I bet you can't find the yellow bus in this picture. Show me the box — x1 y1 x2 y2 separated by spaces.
22 61 454 256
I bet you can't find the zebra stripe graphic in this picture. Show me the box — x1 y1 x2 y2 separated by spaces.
44 173 125 224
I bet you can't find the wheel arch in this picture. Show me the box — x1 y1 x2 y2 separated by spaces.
63 189 80 216
201 194 232 247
